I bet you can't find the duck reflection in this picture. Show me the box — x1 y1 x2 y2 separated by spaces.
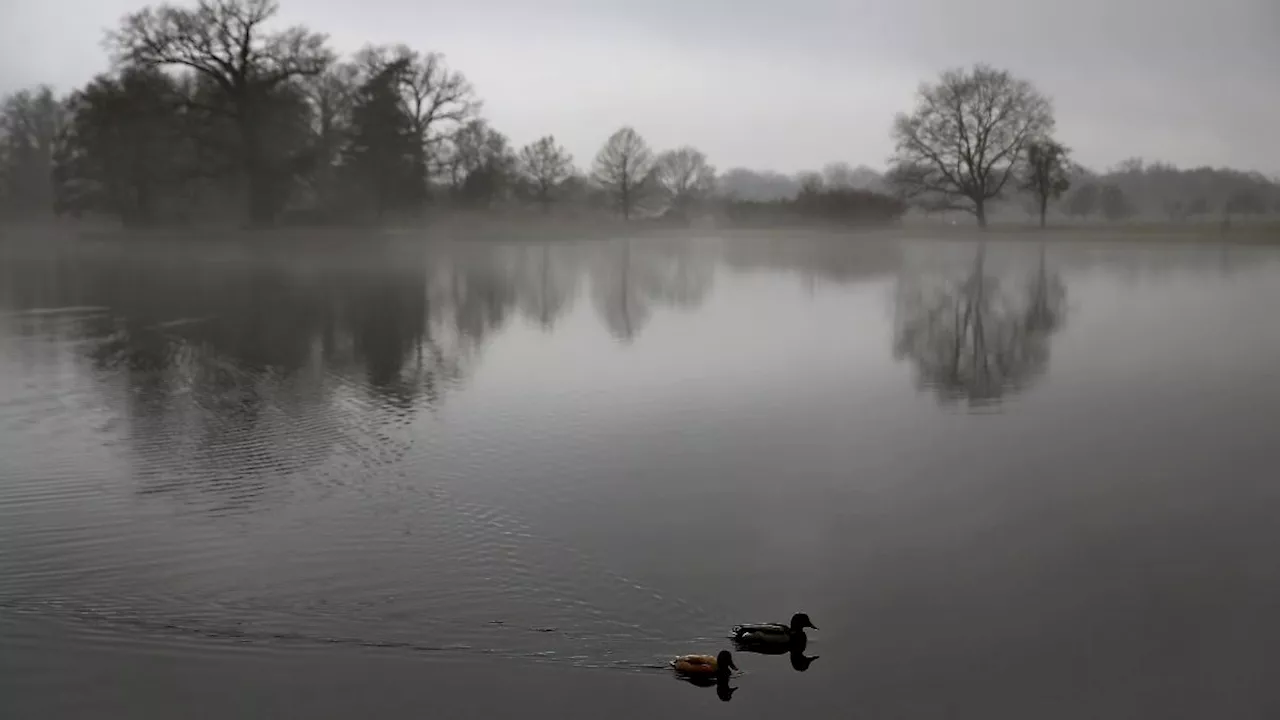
677 673 738 702
893 242 1066 407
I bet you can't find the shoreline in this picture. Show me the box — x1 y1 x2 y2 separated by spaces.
2 217 1278 248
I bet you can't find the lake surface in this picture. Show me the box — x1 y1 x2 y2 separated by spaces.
2 232 1278 719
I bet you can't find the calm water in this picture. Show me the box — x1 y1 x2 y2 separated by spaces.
1 233 1278 719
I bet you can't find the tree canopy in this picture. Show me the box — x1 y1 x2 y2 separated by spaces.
888 64 1055 227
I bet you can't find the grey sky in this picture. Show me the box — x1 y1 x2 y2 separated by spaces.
3 0 1277 175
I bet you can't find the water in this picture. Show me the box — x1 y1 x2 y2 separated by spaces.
1 233 1278 719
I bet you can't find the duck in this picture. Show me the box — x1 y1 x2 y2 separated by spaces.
670 650 738 679
730 612 817 648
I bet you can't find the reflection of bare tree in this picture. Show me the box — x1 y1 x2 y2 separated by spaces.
514 243 580 331
893 243 1066 406
589 238 714 342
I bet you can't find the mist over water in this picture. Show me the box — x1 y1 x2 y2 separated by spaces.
2 233 1279 719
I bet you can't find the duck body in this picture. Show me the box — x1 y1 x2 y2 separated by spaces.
671 650 737 677
730 612 817 648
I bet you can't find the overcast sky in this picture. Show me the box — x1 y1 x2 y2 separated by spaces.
2 0 1277 175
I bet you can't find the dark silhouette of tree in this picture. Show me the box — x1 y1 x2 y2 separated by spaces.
1099 184 1132 221
654 146 716 219
353 44 478 192
1020 139 1071 228
887 64 1054 228
109 0 334 226
0 86 66 219
54 67 188 224
341 58 421 221
592 126 653 219
517 136 574 213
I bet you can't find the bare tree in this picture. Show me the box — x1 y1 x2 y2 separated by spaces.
518 136 573 213
654 146 716 217
1020 139 1072 228
592 127 653 219
108 0 334 225
887 64 1054 228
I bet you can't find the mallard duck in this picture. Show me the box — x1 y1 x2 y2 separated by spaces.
730 612 817 647
670 650 738 678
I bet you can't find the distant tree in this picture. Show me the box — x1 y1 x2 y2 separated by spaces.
1185 196 1211 217
592 127 653 219
796 171 824 195
1224 189 1266 219
1162 198 1186 222
654 146 716 218
0 86 67 218
822 161 856 188
109 0 333 225
1065 183 1098 219
445 120 515 208
887 64 1054 227
1099 184 1132 221
517 136 573 213
1019 139 1072 227
1112 157 1145 175
717 168 800 201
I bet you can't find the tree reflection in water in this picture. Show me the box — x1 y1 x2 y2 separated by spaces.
893 243 1066 407
589 237 715 343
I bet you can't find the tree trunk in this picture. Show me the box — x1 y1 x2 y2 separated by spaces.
975 199 987 228
1038 195 1048 228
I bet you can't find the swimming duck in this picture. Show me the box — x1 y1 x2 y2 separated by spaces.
670 650 738 679
730 612 817 647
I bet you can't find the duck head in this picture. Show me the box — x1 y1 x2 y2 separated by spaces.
716 650 738 676
790 612 818 633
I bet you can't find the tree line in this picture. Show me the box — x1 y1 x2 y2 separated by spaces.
0 1 1273 230
0 0 908 229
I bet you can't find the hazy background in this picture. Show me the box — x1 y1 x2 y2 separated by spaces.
3 0 1277 174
